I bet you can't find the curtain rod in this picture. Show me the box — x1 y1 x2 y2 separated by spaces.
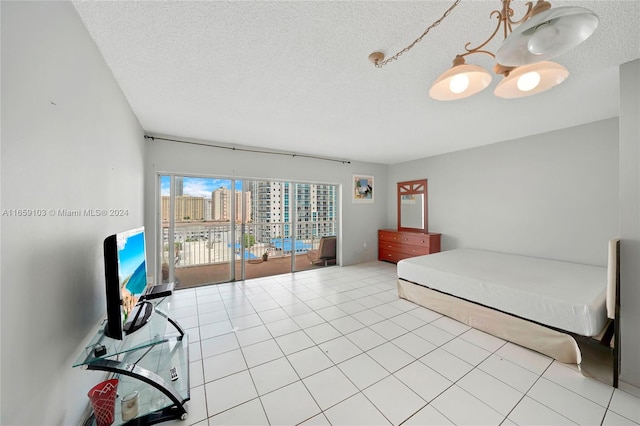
144 135 351 164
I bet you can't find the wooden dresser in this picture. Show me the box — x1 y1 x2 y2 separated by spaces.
378 229 441 264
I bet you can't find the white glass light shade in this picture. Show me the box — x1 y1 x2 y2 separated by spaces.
429 63 492 101
517 71 541 91
496 6 598 66
449 74 470 93
494 61 569 98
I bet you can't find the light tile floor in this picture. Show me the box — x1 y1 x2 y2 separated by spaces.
163 261 640 426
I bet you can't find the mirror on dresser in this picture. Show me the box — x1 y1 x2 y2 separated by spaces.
378 179 441 264
397 179 428 233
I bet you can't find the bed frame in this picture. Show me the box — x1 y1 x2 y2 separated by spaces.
397 239 620 388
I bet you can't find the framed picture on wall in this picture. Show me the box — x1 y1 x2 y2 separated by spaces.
352 174 374 203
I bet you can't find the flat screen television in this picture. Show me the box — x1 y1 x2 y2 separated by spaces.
103 226 150 340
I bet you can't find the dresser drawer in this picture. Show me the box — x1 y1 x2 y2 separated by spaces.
378 248 412 264
397 244 432 256
396 233 432 248
379 241 431 256
378 240 402 252
378 230 401 243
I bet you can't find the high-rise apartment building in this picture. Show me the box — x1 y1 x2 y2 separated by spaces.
204 198 212 221
175 177 183 196
211 188 228 222
249 181 336 242
212 188 251 222
161 195 205 222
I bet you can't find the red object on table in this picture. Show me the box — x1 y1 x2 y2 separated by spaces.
87 378 119 426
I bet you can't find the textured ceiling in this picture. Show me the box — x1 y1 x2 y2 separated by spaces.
72 1 640 165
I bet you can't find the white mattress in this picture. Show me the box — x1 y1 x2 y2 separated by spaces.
397 249 608 336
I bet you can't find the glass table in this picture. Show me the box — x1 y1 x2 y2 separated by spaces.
73 296 189 425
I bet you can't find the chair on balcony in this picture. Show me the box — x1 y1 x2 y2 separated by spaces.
307 236 337 266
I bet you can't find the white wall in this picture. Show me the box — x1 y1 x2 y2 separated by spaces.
144 137 388 279
1 2 145 425
388 119 619 267
618 59 640 387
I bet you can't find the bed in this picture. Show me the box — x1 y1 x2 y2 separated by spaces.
396 240 620 386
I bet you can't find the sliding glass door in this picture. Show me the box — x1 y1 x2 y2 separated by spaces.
159 175 237 287
293 183 337 271
159 175 338 288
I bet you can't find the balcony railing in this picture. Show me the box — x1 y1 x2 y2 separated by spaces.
162 221 336 268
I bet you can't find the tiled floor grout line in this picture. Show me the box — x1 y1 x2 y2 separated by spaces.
198 303 445 423
194 289 212 426
517 362 580 425
604 387 616 425
170 262 638 426
197 290 477 405
242 283 332 426
538 361 616 414
494 361 537 426
604 386 640 424
279 270 395 423
195 285 270 424
241 278 360 423
391 357 457 426
434 334 512 422
227 295 272 426
228 274 401 424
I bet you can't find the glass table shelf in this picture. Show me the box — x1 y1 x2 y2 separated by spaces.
73 296 184 368
74 296 190 425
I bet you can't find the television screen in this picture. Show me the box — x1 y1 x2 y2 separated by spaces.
117 227 147 317
104 226 148 340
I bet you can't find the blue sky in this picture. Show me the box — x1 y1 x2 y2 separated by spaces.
160 176 242 198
